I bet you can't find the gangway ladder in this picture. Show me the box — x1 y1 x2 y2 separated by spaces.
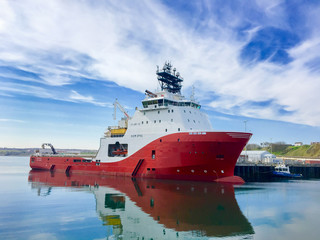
132 159 144 177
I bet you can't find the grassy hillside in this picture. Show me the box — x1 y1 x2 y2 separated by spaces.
270 144 320 158
246 143 320 158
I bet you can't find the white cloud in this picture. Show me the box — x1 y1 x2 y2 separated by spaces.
29 233 57 240
0 0 320 126
0 118 25 123
0 82 112 107
69 90 111 107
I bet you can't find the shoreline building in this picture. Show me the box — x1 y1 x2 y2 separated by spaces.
238 151 277 164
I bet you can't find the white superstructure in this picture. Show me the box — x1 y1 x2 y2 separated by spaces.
95 63 212 162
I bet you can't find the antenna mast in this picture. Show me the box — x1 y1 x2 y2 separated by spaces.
156 62 183 94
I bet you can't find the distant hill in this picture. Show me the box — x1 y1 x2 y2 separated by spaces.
0 148 97 156
278 144 320 158
246 143 320 158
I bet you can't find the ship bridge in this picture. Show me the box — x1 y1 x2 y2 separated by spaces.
142 62 201 111
141 97 201 111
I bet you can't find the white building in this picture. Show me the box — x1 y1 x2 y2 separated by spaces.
238 150 277 163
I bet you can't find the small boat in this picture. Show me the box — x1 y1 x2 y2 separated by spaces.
272 164 302 178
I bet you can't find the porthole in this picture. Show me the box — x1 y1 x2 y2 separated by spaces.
177 169 180 173
191 169 194 173
204 170 207 173
221 170 224 173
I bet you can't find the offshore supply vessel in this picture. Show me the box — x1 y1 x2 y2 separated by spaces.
30 62 252 183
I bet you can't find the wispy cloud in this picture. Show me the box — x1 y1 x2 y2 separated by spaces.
210 115 233 122
0 81 113 108
0 118 25 123
0 0 319 126
69 90 112 107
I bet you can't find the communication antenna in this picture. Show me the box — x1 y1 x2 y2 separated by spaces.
190 85 195 102
156 62 183 94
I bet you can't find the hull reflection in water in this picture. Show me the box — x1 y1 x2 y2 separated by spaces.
28 170 254 239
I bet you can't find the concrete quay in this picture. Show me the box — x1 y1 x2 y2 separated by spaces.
234 162 320 181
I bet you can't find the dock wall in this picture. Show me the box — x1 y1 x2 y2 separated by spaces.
234 163 320 181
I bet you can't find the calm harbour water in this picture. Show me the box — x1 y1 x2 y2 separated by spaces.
1 157 320 240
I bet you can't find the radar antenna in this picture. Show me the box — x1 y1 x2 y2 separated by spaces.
156 62 183 94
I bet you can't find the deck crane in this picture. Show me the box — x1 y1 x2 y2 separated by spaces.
106 99 130 138
41 143 57 154
113 99 130 120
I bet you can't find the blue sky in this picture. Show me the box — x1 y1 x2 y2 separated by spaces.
0 0 320 149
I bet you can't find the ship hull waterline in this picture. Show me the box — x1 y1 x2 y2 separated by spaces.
30 132 251 184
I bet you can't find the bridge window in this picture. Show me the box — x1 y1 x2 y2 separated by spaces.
152 150 156 159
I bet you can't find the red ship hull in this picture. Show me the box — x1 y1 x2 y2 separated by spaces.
30 132 251 183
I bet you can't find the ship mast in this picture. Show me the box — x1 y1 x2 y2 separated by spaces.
156 62 183 94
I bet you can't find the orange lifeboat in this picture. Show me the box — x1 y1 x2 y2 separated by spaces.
112 149 128 156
